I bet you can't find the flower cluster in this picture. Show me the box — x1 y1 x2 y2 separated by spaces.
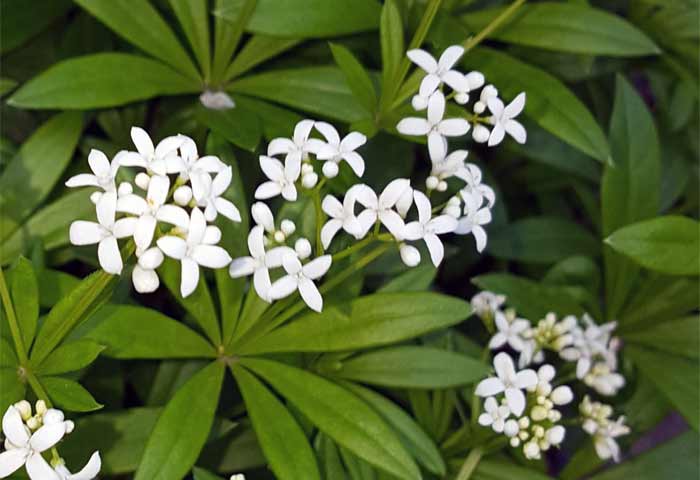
471 291 630 462
396 44 524 252
0 401 100 480
67 128 239 298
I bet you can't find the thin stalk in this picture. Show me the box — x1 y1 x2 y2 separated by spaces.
461 0 526 53
312 190 324 257
455 447 484 480
0 267 28 365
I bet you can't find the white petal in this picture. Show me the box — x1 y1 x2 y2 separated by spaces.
212 166 232 197
26 451 60 480
265 246 295 268
427 132 447 163
131 127 154 158
505 388 526 417
132 266 160 293
187 207 207 245
29 423 66 452
253 267 273 301
255 181 282 200
95 192 116 228
214 198 241 222
442 70 468 92
155 135 183 159
413 190 432 225
438 45 464 71
473 225 488 252
113 217 137 239
65 174 99 189
269 275 298 300
282 252 303 275
134 214 157 250
418 74 441 98
505 92 526 118
252 202 275 231
438 119 470 137
281 184 297 202
298 276 323 312
379 178 410 209
379 210 406 238
321 219 342 250
488 332 507 349
157 236 188 260
194 155 225 173
190 171 212 202
267 138 296 156
315 143 339 160
229 257 257 277
139 247 164 269
284 152 301 182
67 451 101 480
180 257 200 298
116 194 148 216
88 149 111 177
70 221 103 245
487 97 504 118
474 377 505 397
515 369 538 389
353 184 378 209
116 151 147 169
293 119 315 146
302 255 332 279
407 49 438 73
0 448 27 477
427 91 446 125
493 352 516 381
2 406 29 446
396 118 431 136
341 151 365 177
248 226 266 258
147 175 169 206
98 236 122 274
478 413 494 427
484 397 498 414
403 222 424 241
259 155 284 181
357 209 378 236
322 195 344 219
314 121 340 146
340 132 366 152
203 225 222 245
424 233 444 266
192 245 232 268
505 120 527 144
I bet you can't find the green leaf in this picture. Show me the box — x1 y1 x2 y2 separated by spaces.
240 358 420 480
216 0 381 38
473 273 585 319
378 265 436 293
9 53 199 110
232 365 321 480
0 368 25 414
235 95 303 140
0 338 18 367
240 292 471 355
74 0 200 80
461 3 659 57
37 269 80 308
315 433 348 480
462 47 610 163
605 216 699 276
488 217 599 264
168 0 211 79
193 467 225 480
135 361 225 480
0 78 18 97
589 431 699 479
224 34 300 81
330 43 377 114
332 346 488 389
37 339 104 375
212 0 258 82
9 257 39 348
1 0 72 54
0 112 83 242
627 345 699 430
602 75 661 318
83 305 215 359
380 0 404 96
342 382 445 475
625 316 699 359
230 67 371 123
1 190 94 265
619 275 699 330
475 459 554 479
196 104 262 152
42 376 103 412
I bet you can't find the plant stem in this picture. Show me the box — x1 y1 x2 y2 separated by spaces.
0 266 28 365
461 0 527 53
312 189 325 257
455 447 484 480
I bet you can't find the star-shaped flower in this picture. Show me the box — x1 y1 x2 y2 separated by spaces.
478 397 511 433
191 166 242 222
268 252 332 312
489 311 530 352
407 46 467 110
320 190 363 250
403 191 457 266
65 149 120 192
255 155 301 202
118 127 184 176
354 179 411 239
487 93 526 146
474 352 537 417
314 122 367 178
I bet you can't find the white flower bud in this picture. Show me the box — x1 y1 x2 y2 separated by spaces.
302 172 319 189
302 163 314 175
539 440 551 451
295 238 312 259
35 400 47 416
504 419 519 438
426 176 439 190
412 95 429 111
273 231 286 243
510 437 520 448
481 84 498 101
551 385 573 405
465 71 485 90
437 181 448 192
90 191 103 205
518 431 529 441
43 409 64 425
173 185 193 206
118 182 133 196
548 409 562 422
531 406 548 422
546 425 566 445
322 161 339 178
280 219 296 236
65 420 75 434
518 417 530 429
473 101 486 114
523 441 540 460
399 244 421 267
132 265 160 294
26 417 40 430
455 92 469 105
14 401 31 420
135 172 150 190
448 196 461 206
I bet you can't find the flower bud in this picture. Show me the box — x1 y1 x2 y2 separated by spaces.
118 182 133 196
280 219 296 236
65 420 75 434
472 124 490 143
504 419 519 438
426 176 439 190
273 231 286 243
135 172 150 190
35 400 47 416
412 95 429 111
465 71 485 90
546 425 566 445
518 417 530 429
473 101 486 114
302 172 319 189
174 186 193 206
455 92 469 105
523 441 540 460
295 238 312 259
399 244 421 267
43 409 65 425
444 205 461 218
302 163 314 175
531 406 548 422
322 161 339 178
437 181 448 192
510 437 520 448
132 265 160 294
551 385 573 405
14 401 31 420
26 417 40 430
481 84 498 101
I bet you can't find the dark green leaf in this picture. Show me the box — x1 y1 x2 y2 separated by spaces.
196 104 262 152
168 0 211 79
212 0 258 82
225 34 300 81
330 43 377 114
240 292 471 355
193 467 225 480
378 265 436 293
241 358 420 480
0 78 18 97
36 269 80 308
1 0 72 54
232 365 321 480
8 53 199 110
37 339 104 375
380 0 404 96
0 368 25 414
135 362 225 480
42 376 103 412
0 338 18 367
475 459 554 480
625 316 699 359
9 257 39 348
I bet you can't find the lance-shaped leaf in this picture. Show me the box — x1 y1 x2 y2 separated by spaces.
1 0 72 54
330 43 377 114
224 35 300 81
196 104 262 152
41 376 103 412
8 257 39 348
168 0 211 79
37 339 105 375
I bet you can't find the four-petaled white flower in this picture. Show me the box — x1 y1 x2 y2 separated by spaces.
267 119 322 165
255 155 301 202
269 253 332 312
65 149 120 192
407 46 467 110
589 417 629 463
455 193 492 252
478 397 511 433
354 179 411 238
487 92 526 147
191 166 242 222
403 191 457 266
0 406 67 480
397 91 470 162
176 135 226 181
69 192 136 275
228 225 294 302
320 189 364 250
157 208 232 297
458 164 496 209
471 291 506 319
314 122 367 178
489 311 530 351
475 352 537 417
430 150 469 181
118 127 184 176
117 175 190 250
53 452 101 480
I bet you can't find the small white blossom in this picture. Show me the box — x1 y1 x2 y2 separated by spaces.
487 93 527 146
475 352 537 416
489 310 530 352
453 71 485 105
407 46 466 110
478 397 511 433
255 155 301 202
268 252 332 312
177 135 226 181
354 179 411 238
320 190 363 250
471 291 506 319
454 193 492 252
399 243 421 267
403 191 457 266
267 119 322 165
118 127 184 176
191 167 242 222
314 122 367 178
580 396 629 462
65 149 120 192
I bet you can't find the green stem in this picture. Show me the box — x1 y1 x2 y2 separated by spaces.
0 267 28 365
461 0 527 53
312 190 325 257
455 447 484 480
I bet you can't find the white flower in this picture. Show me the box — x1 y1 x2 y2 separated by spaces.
191 167 242 222
320 190 363 250
230 475 245 480
268 253 332 312
560 315 618 379
0 405 67 480
255 155 301 202
354 179 411 238
407 46 466 110
591 417 629 462
314 122 367 178
397 91 470 162
199 90 235 110
132 247 164 294
229 226 294 302
474 352 537 417
118 127 184 176
489 311 530 351
583 363 625 396
487 93 526 146
267 119 322 164
157 208 232 297
54 452 101 480
65 149 120 192
454 193 492 252
117 175 190 250
471 291 506 319
177 135 226 181
453 71 486 105
458 164 496 209
69 192 136 275
478 397 511 433
403 191 457 266
430 150 469 182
